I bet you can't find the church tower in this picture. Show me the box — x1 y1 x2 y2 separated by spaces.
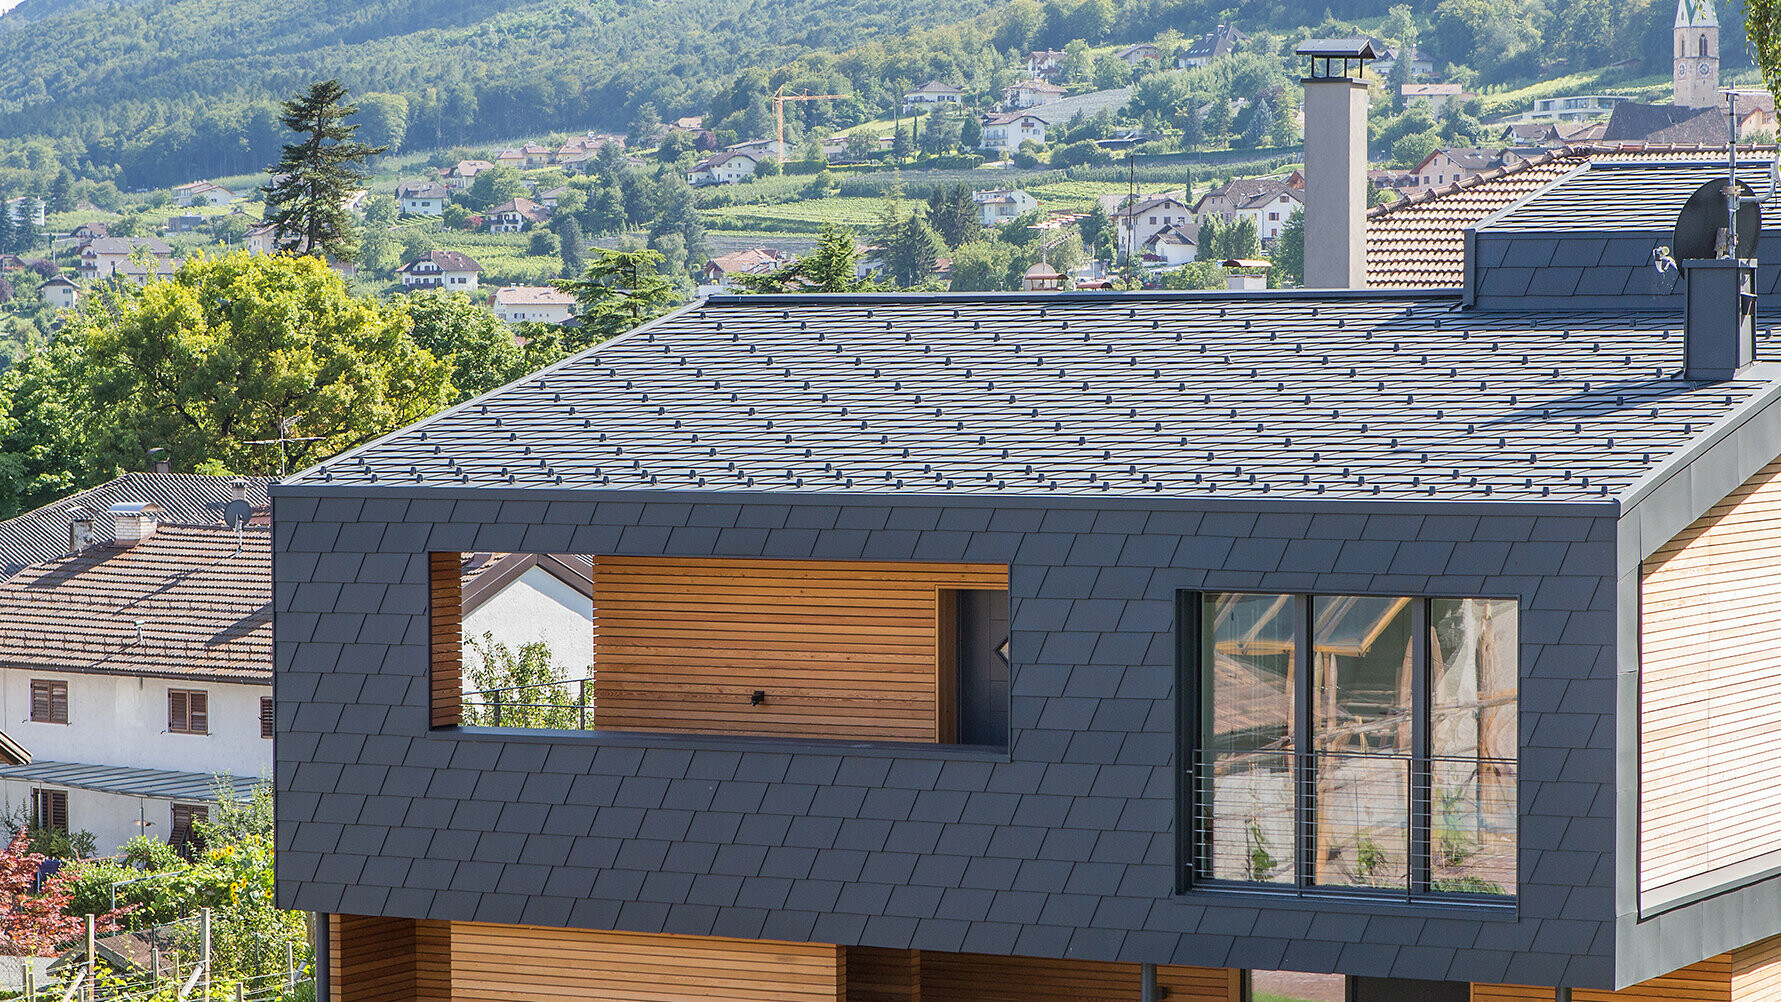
1674 0 1720 109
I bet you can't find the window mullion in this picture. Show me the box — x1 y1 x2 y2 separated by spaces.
1294 594 1314 890
1411 599 1431 896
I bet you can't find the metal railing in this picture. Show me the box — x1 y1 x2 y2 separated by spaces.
464 677 595 730
1189 749 1517 899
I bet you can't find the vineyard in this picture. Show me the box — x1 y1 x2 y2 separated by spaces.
701 196 890 233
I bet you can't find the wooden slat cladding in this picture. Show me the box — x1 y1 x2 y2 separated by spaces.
900 950 1238 1002
1732 933 1781 1001
332 915 443 1002
430 552 463 728
848 947 922 1002
591 557 1007 741
1474 955 1734 1001
448 923 845 1002
1640 457 1781 900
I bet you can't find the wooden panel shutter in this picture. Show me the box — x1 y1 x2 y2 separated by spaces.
260 696 275 739
430 552 463 728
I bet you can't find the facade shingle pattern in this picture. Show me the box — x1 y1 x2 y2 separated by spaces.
283 295 1776 502
272 493 1621 987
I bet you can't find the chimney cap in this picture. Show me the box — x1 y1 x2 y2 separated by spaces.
1296 37 1378 59
106 502 163 517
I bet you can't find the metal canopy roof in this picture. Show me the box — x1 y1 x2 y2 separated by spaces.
0 760 262 802
282 293 1781 503
1296 38 1377 58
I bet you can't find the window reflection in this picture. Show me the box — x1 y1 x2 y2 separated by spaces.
1201 594 1295 884
1430 598 1518 895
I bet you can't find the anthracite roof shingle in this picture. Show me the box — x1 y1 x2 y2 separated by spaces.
283 292 1781 503
1482 159 1781 233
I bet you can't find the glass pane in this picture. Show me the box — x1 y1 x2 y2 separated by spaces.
1312 596 1412 888
1430 598 1518 895
1251 970 1346 1002
1200 594 1295 884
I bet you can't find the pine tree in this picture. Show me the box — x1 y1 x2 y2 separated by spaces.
12 198 38 256
555 215 586 278
262 79 387 261
0 189 18 256
48 171 72 215
1179 104 1205 151
1243 99 1274 149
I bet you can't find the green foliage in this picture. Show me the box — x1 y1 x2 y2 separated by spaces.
1271 208 1304 287
1754 0 1781 107
467 166 524 210
401 291 525 401
462 633 591 730
737 223 881 294
263 80 387 261
362 193 400 227
1243 818 1277 881
555 248 680 352
946 240 1023 291
1156 260 1230 289
0 803 97 859
27 252 451 485
925 183 981 248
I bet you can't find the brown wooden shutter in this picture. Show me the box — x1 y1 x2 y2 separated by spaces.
170 805 207 852
168 690 187 732
32 789 66 832
189 692 208 735
30 680 66 724
260 696 274 739
50 683 66 724
430 552 463 728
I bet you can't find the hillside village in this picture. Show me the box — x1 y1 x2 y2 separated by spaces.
5 0 1781 999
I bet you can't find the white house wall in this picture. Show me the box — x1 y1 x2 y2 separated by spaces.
0 782 209 855
463 565 594 676
0 670 271 777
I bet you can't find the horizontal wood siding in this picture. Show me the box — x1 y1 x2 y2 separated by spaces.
334 915 421 1002
448 923 844 1002
848 947 921 1002
430 552 463 729
1732 933 1781 1001
591 557 1007 741
1474 956 1733 1001
1640 457 1781 899
917 951 1237 1002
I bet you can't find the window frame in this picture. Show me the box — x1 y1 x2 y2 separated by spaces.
1177 590 1518 904
29 679 68 725
30 788 67 833
168 689 210 735
170 804 208 854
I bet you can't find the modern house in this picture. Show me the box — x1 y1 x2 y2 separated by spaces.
398 250 483 292
1177 24 1246 68
490 285 577 325
274 46 1781 1001
397 182 450 217
903 81 965 111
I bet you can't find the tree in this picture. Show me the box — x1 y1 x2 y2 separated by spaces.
892 125 913 160
403 292 525 401
0 832 119 956
1178 103 1205 151
883 209 945 287
1079 202 1112 262
362 193 399 227
947 240 1020 292
927 184 980 248
57 252 452 477
354 92 409 154
554 214 586 278
1753 0 1781 103
738 223 878 294
48 171 72 215
1272 208 1305 287
11 199 39 255
556 248 680 352
262 80 387 261
1242 98 1274 148
468 166 524 209
961 115 982 151
463 634 589 730
1204 98 1232 145
1226 216 1261 260
844 132 876 161
0 190 17 256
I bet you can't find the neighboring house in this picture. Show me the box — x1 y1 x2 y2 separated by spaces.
396 182 449 216
1025 49 1067 78
171 181 233 207
458 553 593 672
490 285 576 325
520 142 552 167
243 223 279 256
398 250 482 291
35 275 77 311
1142 221 1200 265
687 151 761 185
978 112 1047 152
1116 42 1161 64
698 247 795 293
439 160 494 189
1369 42 1434 78
670 116 705 132
971 187 1039 226
1192 174 1297 223
484 197 550 233
1406 147 1541 193
68 222 107 242
1737 93 1779 139
164 214 205 233
1400 83 1471 112
727 138 786 159
277 149 1781 997
493 149 526 168
536 186 568 208
1002 79 1067 108
78 237 173 281
1113 194 1195 258
902 81 964 110
1601 100 1726 144
1232 183 1304 243
0 508 270 855
1177 24 1246 67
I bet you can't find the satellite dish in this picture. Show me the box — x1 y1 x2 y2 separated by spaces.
222 500 253 529
1673 179 1761 261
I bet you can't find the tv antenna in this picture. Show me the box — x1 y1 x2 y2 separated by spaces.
245 418 324 476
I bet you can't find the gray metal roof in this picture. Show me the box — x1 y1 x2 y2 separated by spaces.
0 760 263 802
282 292 1781 503
1481 159 1779 233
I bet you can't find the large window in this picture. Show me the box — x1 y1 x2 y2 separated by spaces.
1186 592 1517 899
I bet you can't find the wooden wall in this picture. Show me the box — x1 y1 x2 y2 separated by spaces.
1731 934 1781 1001
1472 944 1781 1002
1640 457 1781 901
447 923 845 1002
845 948 1239 1002
589 557 1007 742
430 552 463 728
332 915 450 1002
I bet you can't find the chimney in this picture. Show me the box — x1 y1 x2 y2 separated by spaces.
108 502 163 547
146 447 170 475
1681 258 1757 380
66 505 93 556
1298 38 1377 289
230 476 249 502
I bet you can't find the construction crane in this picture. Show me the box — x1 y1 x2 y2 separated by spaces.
774 84 846 160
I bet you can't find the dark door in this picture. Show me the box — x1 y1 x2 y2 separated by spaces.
956 589 1010 747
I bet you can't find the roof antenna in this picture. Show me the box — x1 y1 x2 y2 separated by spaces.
223 497 252 557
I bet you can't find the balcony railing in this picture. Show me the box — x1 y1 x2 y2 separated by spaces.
1189 749 1516 900
463 678 595 730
